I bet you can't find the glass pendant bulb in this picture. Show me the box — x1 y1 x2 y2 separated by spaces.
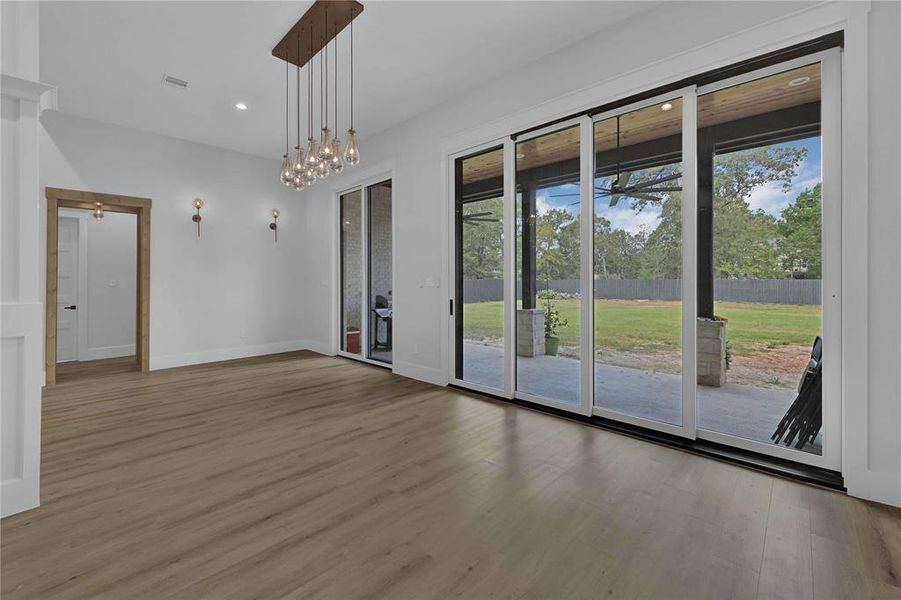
329 137 344 173
303 164 316 185
316 157 330 179
280 153 293 186
293 173 306 191
344 128 360 166
292 145 305 176
318 128 333 161
305 137 319 167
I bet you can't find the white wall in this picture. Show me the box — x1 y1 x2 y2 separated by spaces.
59 209 137 359
86 211 135 356
299 1 901 506
40 111 305 369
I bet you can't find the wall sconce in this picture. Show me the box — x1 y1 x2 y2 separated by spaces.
191 198 204 238
269 208 280 242
92 201 104 221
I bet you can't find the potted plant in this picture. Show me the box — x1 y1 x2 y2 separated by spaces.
543 289 568 356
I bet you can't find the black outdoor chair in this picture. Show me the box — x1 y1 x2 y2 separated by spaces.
771 336 822 450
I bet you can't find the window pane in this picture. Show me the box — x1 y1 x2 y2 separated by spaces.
340 190 362 355
367 181 393 364
515 125 581 407
458 147 505 389
593 98 684 426
696 64 823 455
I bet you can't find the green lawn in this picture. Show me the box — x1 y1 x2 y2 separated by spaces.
463 299 821 356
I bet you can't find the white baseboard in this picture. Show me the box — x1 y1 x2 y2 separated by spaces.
300 339 336 356
82 344 135 361
845 468 901 508
150 340 307 371
392 360 448 387
1 476 39 518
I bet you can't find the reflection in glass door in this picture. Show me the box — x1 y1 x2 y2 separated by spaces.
593 98 686 428
514 124 583 408
454 146 505 390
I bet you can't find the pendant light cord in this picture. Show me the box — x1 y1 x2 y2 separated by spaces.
295 37 300 149
284 59 289 155
308 26 313 139
350 10 354 130
319 33 324 132
333 26 338 135
324 5 328 130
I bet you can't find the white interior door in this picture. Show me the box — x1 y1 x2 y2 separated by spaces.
56 217 79 362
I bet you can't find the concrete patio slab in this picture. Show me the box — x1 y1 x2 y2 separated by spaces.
461 342 821 454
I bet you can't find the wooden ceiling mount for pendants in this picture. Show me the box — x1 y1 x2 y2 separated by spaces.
272 0 364 69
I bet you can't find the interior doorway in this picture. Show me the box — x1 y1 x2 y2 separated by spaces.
337 178 394 367
44 188 151 385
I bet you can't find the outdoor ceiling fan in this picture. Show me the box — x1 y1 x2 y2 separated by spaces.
462 211 500 226
550 113 682 207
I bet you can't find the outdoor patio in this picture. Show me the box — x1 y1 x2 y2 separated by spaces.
462 342 821 455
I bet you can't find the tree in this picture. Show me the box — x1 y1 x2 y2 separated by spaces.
637 144 806 279
461 197 503 279
536 208 579 280
777 183 822 278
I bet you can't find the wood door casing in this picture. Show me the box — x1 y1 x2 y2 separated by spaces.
44 188 151 385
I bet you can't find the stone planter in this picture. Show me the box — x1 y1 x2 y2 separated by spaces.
516 308 545 357
697 317 727 387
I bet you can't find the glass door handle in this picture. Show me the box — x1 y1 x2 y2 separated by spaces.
63 305 77 310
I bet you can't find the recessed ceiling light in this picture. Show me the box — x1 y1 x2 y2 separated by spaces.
660 102 673 111
788 76 810 87
234 102 248 111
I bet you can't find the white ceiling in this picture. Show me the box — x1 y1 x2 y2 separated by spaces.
40 1 654 160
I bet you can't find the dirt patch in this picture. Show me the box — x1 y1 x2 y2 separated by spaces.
729 345 810 390
576 344 809 391
467 338 811 391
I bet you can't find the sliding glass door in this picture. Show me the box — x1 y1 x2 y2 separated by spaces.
514 124 585 410
592 95 694 436
450 50 840 468
454 146 506 391
693 57 840 467
339 180 393 366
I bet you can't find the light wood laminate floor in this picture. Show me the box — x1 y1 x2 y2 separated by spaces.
2 351 899 599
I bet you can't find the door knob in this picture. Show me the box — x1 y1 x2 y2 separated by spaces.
63 305 77 310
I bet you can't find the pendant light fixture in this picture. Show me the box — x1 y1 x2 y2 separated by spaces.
318 5 334 164
292 36 305 190
343 7 360 166
315 48 331 180
330 32 345 174
274 1 363 189
280 59 293 186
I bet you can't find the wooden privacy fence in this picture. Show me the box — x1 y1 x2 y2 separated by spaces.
462 278 822 305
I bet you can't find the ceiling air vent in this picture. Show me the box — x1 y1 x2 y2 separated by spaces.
161 74 188 89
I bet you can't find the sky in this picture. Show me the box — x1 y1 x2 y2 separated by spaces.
534 136 822 236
